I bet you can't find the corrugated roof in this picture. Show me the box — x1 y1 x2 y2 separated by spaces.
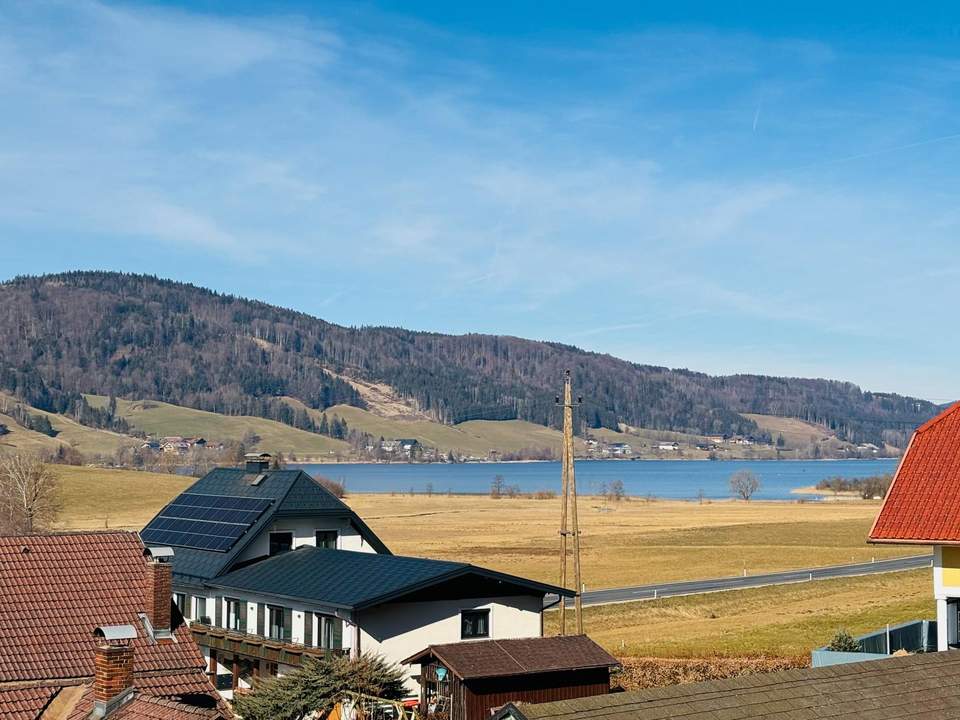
145 468 390 581
871 402 960 543
206 546 572 609
497 651 960 720
403 636 619 680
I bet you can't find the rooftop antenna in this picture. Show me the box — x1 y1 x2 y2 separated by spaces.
557 370 583 635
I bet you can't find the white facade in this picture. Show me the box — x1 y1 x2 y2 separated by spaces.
360 595 543 694
233 516 374 565
184 588 544 698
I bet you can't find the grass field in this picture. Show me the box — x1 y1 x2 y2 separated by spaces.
53 465 191 530
299 399 592 457
549 569 933 657
0 393 138 456
50 467 930 659
86 395 351 458
344 494 918 588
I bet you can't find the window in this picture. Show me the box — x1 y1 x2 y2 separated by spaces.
268 606 286 640
269 531 293 556
460 609 490 639
173 592 186 616
315 530 337 549
317 614 343 649
195 597 208 624
225 598 244 632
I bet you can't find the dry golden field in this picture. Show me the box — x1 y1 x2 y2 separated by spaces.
52 467 931 659
345 493 918 588
548 569 932 657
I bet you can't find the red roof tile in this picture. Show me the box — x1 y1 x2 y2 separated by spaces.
0 686 58 719
0 531 229 720
871 402 960 543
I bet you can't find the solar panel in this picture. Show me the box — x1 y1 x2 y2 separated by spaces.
141 493 273 553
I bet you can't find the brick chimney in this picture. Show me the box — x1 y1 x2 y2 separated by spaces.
92 625 136 716
145 553 172 634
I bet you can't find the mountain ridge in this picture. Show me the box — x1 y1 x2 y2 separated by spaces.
0 270 940 448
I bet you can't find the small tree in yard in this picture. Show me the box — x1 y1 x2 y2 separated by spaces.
233 653 406 720
828 629 861 653
729 470 760 501
0 453 61 534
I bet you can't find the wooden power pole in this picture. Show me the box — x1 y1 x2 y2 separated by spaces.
557 370 583 635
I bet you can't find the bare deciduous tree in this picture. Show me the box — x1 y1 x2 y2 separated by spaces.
729 470 761 501
0 454 61 534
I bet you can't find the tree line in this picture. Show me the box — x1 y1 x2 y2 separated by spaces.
0 272 940 447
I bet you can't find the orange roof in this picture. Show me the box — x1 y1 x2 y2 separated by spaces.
870 402 960 543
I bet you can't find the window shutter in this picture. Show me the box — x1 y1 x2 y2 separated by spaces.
257 603 266 637
331 617 343 649
238 603 247 633
283 608 293 642
214 596 222 627
184 594 193 620
304 613 313 647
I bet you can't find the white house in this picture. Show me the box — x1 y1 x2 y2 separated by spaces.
657 442 680 451
142 454 570 699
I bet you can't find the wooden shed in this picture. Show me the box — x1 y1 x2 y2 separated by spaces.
403 635 619 720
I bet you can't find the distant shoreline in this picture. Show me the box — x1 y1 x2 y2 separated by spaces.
289 456 898 466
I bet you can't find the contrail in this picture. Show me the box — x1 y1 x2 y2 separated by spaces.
786 131 960 173
752 102 761 132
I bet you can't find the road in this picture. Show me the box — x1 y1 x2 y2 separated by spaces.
545 553 933 608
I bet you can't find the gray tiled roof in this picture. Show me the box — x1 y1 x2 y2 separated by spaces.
206 546 573 610
497 651 960 720
144 468 390 582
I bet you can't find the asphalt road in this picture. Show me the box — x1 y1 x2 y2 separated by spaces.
545 553 933 608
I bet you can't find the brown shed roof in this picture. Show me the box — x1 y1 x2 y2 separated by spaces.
403 635 619 681
494 651 960 720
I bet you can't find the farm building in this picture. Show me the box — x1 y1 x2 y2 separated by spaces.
403 635 618 720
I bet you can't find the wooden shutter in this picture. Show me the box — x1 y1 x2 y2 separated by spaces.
257 603 266 637
238 603 247 633
214 596 222 627
283 608 293 642
303 613 313 647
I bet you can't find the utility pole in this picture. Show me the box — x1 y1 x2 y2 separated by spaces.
557 370 583 635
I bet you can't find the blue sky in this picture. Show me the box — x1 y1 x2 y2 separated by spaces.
2 1 959 401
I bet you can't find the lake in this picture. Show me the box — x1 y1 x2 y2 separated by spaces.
293 458 899 500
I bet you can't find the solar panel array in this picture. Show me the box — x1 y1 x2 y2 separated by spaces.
141 493 273 552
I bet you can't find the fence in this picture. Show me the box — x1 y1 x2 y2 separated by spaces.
811 619 937 667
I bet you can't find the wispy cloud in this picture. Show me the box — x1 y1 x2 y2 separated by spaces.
1 1 959 397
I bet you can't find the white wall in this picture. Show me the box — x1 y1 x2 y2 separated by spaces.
233 515 375 565
359 595 543 695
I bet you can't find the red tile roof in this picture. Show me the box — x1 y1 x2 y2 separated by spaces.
0 686 58 720
871 402 960 543
0 531 228 720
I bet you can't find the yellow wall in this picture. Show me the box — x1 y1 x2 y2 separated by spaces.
943 547 960 587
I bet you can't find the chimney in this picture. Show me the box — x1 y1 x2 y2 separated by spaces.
244 452 272 473
144 547 173 635
92 625 136 717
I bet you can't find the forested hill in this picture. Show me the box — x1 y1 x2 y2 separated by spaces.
0 272 940 447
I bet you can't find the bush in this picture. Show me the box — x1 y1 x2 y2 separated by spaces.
828 629 861 653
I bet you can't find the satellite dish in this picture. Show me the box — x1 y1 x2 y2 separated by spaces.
436 667 447 681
